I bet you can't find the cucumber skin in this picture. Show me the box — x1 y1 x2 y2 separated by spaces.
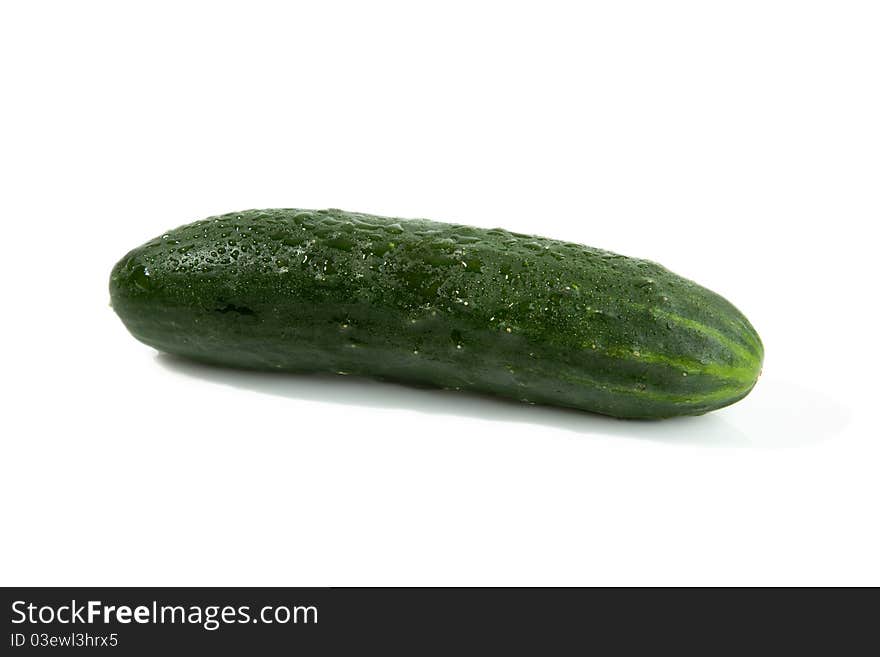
109 208 763 419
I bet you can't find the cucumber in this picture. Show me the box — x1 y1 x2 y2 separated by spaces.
109 208 763 418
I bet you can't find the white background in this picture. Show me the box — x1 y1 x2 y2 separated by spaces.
1 1 877 586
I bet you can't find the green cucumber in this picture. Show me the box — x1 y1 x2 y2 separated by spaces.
109 208 763 418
